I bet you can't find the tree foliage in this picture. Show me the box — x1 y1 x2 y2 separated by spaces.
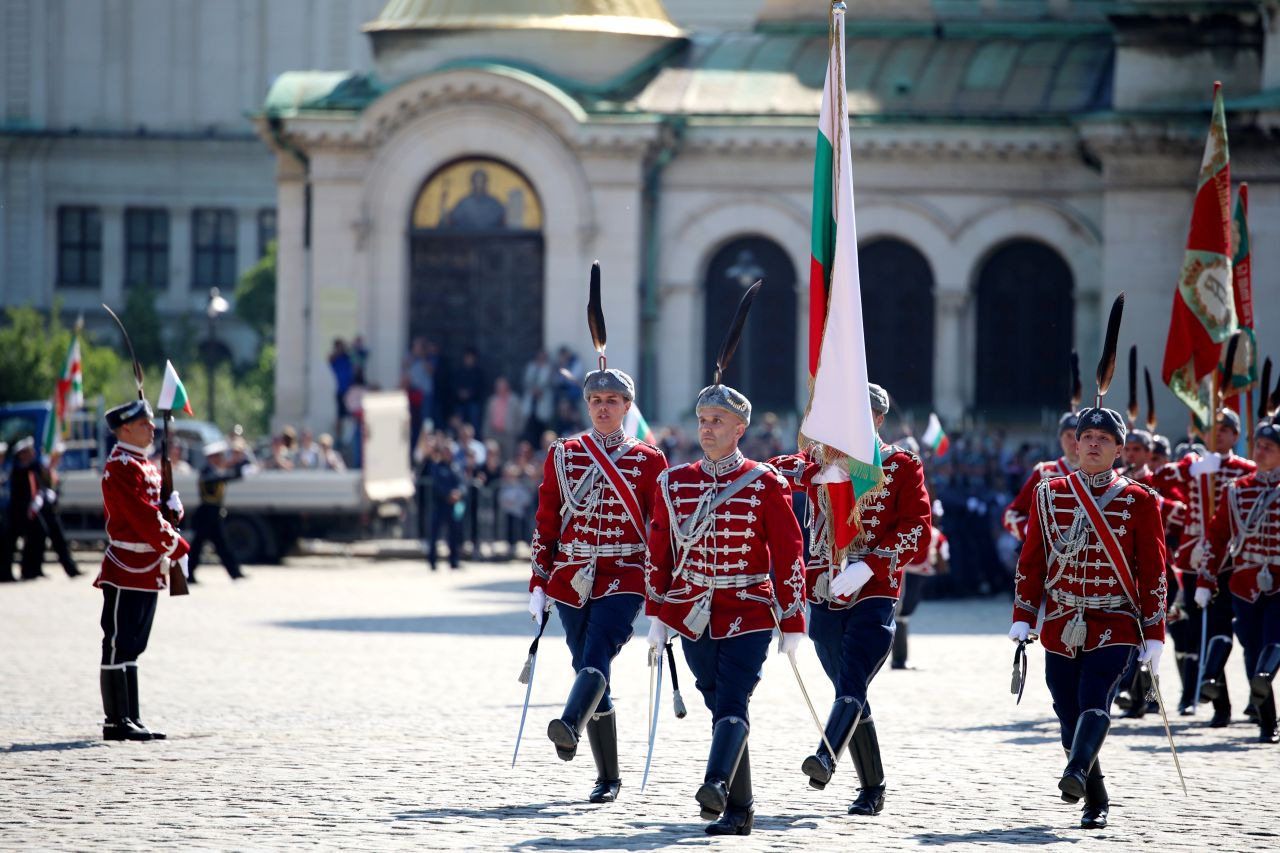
235 241 276 342
0 304 122 405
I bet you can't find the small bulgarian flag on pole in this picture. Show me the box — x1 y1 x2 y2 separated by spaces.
157 360 194 415
55 332 83 433
922 413 949 457
624 404 655 446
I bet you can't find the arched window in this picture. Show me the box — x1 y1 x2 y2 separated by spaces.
703 236 797 413
858 238 935 410
407 157 544 415
974 239 1074 415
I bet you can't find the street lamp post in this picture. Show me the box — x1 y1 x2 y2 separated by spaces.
206 287 230 423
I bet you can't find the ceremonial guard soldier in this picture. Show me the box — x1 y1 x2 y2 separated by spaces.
1010 405 1167 829
1153 408 1255 725
1195 420 1280 743
770 384 930 816
1 437 48 581
95 399 189 741
644 282 806 836
528 264 667 803
1003 413 1080 541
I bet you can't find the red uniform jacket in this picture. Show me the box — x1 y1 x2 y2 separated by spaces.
94 442 189 593
529 429 667 607
1003 457 1076 540
1013 470 1167 658
1199 470 1280 602
645 451 805 640
1153 452 1255 576
771 442 931 606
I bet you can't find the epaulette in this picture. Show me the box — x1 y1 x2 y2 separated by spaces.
882 444 920 463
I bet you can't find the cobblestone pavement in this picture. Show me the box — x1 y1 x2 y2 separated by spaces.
2 555 1276 852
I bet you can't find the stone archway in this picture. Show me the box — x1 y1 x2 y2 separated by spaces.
858 238 935 411
407 157 545 412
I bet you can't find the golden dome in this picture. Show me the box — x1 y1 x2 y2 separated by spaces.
365 0 683 38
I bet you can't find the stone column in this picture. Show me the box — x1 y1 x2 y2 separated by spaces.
273 158 308 431
933 286 969 422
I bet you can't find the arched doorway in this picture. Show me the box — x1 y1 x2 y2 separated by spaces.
703 236 797 413
858 238 935 412
408 157 545 409
974 239 1074 417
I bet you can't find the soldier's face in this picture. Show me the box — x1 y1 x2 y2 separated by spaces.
1122 441 1150 468
116 418 155 449
698 410 746 461
587 392 629 433
1255 437 1280 471
1077 428 1119 473
1059 429 1078 460
1213 424 1239 454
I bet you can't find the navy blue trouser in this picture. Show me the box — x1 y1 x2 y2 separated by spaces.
1231 592 1280 679
100 585 158 667
809 598 896 714
1044 645 1135 749
556 592 642 713
681 630 772 724
898 573 928 619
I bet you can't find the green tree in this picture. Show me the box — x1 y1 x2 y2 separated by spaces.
235 240 276 342
119 282 166 367
0 304 122 405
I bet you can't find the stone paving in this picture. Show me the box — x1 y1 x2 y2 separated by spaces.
1 554 1276 852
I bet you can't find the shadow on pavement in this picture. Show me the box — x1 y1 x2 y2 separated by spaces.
1 740 104 753
393 802 579 822
274 612 566 637
916 825 1069 846
512 828 692 850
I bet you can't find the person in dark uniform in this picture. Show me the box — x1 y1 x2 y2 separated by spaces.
1 437 48 581
96 399 190 741
188 440 253 583
423 437 464 571
34 443 81 578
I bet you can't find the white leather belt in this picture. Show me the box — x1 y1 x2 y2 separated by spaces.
1050 589 1128 610
682 569 770 590
561 541 645 558
109 540 155 554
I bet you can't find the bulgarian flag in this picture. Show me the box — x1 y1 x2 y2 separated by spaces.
157 360 194 415
42 394 60 455
624 404 655 445
800 4 883 554
1161 81 1237 427
1226 183 1256 403
923 413 950 457
54 333 83 430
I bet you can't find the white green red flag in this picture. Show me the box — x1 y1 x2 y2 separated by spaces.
800 5 883 553
55 334 83 430
157 360 194 415
42 394 60 455
1161 81 1236 427
923 414 949 457
624 404 655 446
1226 182 1255 399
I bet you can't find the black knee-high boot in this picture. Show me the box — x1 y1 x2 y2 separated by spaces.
547 667 608 761
100 669 150 742
124 665 166 740
801 696 862 790
1177 653 1199 715
847 718 886 816
586 709 621 802
1080 757 1109 829
695 717 748 820
1059 709 1109 803
706 742 753 835
891 619 909 669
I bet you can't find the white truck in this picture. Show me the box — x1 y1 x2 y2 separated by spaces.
3 392 415 564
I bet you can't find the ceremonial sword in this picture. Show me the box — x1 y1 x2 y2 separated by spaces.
640 645 665 791
1144 662 1189 796
770 608 838 762
511 610 550 768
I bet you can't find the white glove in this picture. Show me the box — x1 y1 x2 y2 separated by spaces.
1138 639 1164 674
778 632 804 656
29 492 45 515
1189 453 1222 477
646 618 670 650
528 588 548 624
43 488 58 504
1194 586 1213 609
830 560 873 599
1009 621 1031 643
176 553 190 579
166 491 184 516
242 463 260 477
812 463 851 485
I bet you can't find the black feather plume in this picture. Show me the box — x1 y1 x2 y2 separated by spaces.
103 303 145 400
1259 358 1273 421
713 280 763 385
1126 346 1139 425
1070 350 1082 410
1270 366 1280 418
1144 367 1157 431
1094 293 1125 405
586 261 606 362
1219 331 1241 400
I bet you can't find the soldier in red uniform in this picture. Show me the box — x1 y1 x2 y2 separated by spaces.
1155 408 1256 725
528 366 667 803
1003 413 1080 541
95 399 190 742
769 383 930 816
1009 407 1167 829
1195 420 1280 743
644 381 805 836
